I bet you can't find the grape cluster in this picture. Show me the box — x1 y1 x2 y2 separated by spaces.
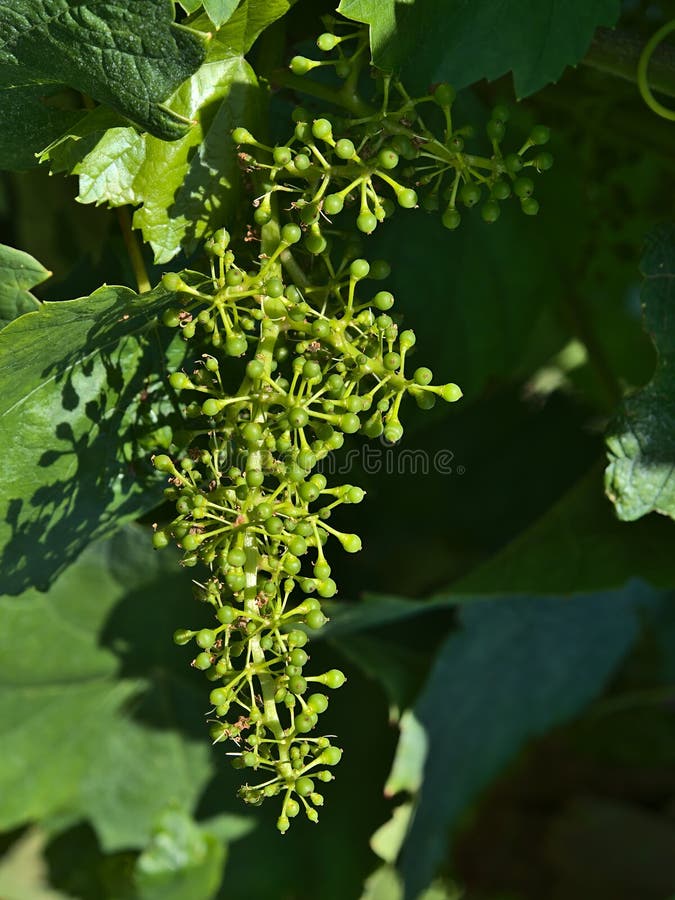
233 25 553 243
153 225 460 831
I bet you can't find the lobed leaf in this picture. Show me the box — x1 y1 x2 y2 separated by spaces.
0 282 186 595
0 528 214 851
606 223 675 521
338 0 620 97
0 0 207 164
0 243 50 330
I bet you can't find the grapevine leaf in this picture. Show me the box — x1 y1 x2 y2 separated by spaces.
41 56 259 264
180 0 203 12
396 581 661 897
0 282 187 595
190 0 293 60
0 243 50 330
606 223 675 521
337 0 620 97
0 829 73 900
0 528 214 851
133 809 236 900
0 0 206 147
203 0 240 29
0 85 84 172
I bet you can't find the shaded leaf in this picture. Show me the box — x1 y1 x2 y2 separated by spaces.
606 223 675 521
0 243 50 329
0 528 213 851
203 0 240 29
0 282 185 595
0 829 73 900
337 0 620 97
0 85 83 171
0 0 206 146
396 582 660 897
133 809 228 900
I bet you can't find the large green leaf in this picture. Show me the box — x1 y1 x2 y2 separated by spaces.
0 0 206 165
338 0 620 97
0 282 184 595
395 582 660 897
40 0 292 262
0 243 50 329
0 528 214 851
202 0 240 29
606 223 675 521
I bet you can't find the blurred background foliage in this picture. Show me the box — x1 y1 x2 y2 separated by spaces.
2 0 675 898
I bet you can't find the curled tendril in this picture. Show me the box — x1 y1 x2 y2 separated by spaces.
637 20 675 121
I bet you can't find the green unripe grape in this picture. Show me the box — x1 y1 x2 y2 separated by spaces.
442 208 461 230
280 223 301 245
312 118 333 141
194 652 212 670
288 629 308 648
242 422 262 444
486 119 505 141
513 176 534 198
173 628 193 645
323 194 344 215
321 746 343 765
535 152 554 171
283 554 302 575
265 277 284 298
440 382 463 401
162 271 184 292
312 319 331 340
201 398 223 417
210 687 230 707
298 481 320 503
384 422 404 443
266 515 284 535
323 670 346 690
273 146 292 166
232 127 254 144
296 776 314 797
400 329 416 351
492 104 510 123
226 334 248 356
504 153 522 174
369 259 391 280
530 124 550 145
216 605 236 624
347 486 365 503
288 406 309 428
306 609 327 629
182 322 196 339
316 578 337 598
460 182 481 207
521 197 540 216
378 148 399 170
491 180 511 201
303 360 321 381
305 231 326 254
152 529 170 549
481 201 501 224
228 547 247 567
357 212 377 234
373 290 394 310
286 798 300 817
290 648 308 667
289 675 307 695
292 106 309 123
288 535 308 556
397 188 418 208
317 32 339 51
350 258 370 280
339 412 360 434
415 390 436 410
391 134 416 159
295 713 314 733
340 533 362 553
345 395 363 414
414 366 433 385
182 533 203 552
335 138 355 159
308 693 329 714
162 308 181 327
254 204 272 226
204 356 219 373
314 560 331 580
433 82 456 106
290 56 315 76
153 454 174 473
294 153 311 171
383 351 400 371
196 628 216 649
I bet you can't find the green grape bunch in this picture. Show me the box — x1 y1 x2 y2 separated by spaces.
150 19 550 833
